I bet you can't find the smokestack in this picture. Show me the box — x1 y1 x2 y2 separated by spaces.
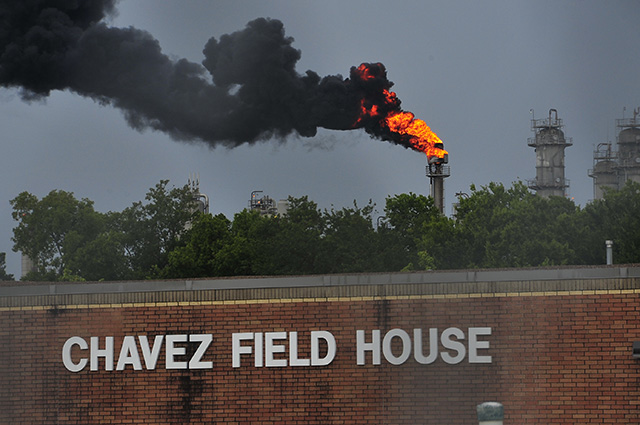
0 1 446 158
426 145 450 214
606 240 614 265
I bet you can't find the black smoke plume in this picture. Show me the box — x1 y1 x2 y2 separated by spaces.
0 0 406 148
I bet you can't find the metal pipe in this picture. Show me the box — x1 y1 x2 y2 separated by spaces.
606 240 614 265
430 168 444 214
198 193 210 214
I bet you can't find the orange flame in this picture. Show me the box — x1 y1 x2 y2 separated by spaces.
352 63 447 161
384 111 448 160
355 99 380 125
356 63 378 80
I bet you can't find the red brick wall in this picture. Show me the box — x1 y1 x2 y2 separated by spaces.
1 284 640 424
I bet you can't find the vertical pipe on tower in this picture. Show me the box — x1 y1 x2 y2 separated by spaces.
430 164 445 213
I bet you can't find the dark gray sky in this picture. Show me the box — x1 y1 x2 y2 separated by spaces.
2 0 639 277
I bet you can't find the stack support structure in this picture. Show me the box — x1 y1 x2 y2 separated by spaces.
426 161 450 214
527 109 572 198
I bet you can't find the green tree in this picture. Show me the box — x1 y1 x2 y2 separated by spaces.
10 180 198 281
383 193 451 270
316 201 379 273
256 196 324 275
416 212 456 270
213 209 265 276
10 190 105 280
118 180 198 279
63 228 130 281
487 193 579 267
449 181 579 269
578 181 640 264
21 180 637 282
160 213 231 278
0 252 14 281
161 196 325 278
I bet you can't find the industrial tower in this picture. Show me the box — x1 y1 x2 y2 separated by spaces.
425 142 450 214
588 142 618 200
527 109 572 198
249 191 289 217
188 173 209 214
589 107 640 199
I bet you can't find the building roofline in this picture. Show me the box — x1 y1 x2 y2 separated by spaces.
2 265 639 298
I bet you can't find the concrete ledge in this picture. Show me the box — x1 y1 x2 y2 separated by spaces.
1 266 639 309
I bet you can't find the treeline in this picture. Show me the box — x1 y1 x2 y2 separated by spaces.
6 180 640 282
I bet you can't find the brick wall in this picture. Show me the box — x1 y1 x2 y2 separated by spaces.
1 270 640 424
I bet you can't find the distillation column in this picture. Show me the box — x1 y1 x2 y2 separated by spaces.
527 109 572 198
615 108 640 188
589 107 640 200
588 142 618 200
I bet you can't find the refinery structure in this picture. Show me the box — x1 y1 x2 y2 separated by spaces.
589 107 640 199
238 105 640 218
249 191 289 217
149 107 640 217
522 107 640 202
526 109 572 198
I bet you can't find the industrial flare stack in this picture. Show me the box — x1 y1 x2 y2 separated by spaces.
426 143 450 214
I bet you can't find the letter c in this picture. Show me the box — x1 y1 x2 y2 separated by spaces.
62 336 88 372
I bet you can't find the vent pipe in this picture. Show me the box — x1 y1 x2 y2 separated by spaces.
606 240 614 265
